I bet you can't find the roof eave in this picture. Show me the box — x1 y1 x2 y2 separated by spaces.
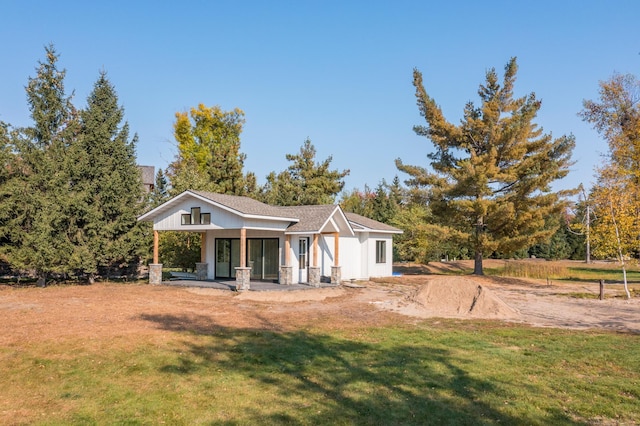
138 190 299 223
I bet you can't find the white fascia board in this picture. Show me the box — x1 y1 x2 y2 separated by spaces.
138 190 299 224
352 228 403 234
317 206 355 237
284 230 320 235
137 190 194 222
187 191 298 222
242 213 299 222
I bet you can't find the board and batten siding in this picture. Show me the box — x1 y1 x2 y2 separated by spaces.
368 233 394 278
153 198 290 232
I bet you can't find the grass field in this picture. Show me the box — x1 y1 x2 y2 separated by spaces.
2 260 639 425
2 320 639 424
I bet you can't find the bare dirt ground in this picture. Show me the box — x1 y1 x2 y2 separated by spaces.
1 260 639 348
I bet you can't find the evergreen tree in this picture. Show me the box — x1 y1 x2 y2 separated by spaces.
341 180 400 225
0 122 15 251
150 169 169 208
68 71 144 281
370 181 398 224
2 45 79 285
388 175 404 207
527 212 573 260
260 138 349 206
396 58 575 274
340 186 375 217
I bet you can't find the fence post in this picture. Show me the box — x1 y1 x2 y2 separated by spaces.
599 279 604 300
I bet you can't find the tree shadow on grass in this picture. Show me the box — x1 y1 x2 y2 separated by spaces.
139 313 580 425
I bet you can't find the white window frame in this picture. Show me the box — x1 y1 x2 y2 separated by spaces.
375 240 386 264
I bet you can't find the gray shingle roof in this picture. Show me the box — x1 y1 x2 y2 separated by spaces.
138 165 155 185
147 190 400 234
277 205 338 232
344 212 402 233
190 190 297 219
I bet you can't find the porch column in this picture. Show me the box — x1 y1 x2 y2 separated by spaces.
200 232 206 263
285 235 291 265
153 230 159 264
331 231 341 285
280 234 293 285
313 234 318 267
195 232 208 280
149 230 163 285
239 228 246 267
235 228 250 290
309 233 320 287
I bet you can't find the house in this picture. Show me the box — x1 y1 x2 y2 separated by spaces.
138 190 402 289
138 165 155 193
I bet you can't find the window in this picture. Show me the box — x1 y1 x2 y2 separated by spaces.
375 240 386 263
182 207 211 225
191 207 201 225
299 238 308 269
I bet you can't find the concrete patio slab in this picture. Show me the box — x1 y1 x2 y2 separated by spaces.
163 279 338 292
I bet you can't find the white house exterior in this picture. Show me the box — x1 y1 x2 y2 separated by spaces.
138 190 402 288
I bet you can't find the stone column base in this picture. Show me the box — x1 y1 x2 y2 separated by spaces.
331 266 341 285
195 262 208 280
235 267 251 291
280 265 293 285
309 267 321 287
149 263 163 285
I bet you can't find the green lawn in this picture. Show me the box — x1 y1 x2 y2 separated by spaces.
2 319 638 425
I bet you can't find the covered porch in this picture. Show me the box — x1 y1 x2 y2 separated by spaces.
148 227 343 290
138 191 355 290
158 272 339 291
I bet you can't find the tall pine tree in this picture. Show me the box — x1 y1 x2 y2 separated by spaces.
397 58 575 274
2 45 79 285
260 138 349 206
68 71 144 281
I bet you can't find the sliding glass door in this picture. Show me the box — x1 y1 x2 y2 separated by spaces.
215 239 240 279
248 238 279 281
216 238 279 281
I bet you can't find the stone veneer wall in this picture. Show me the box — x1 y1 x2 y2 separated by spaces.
331 266 341 285
195 262 208 280
309 267 321 287
149 264 163 285
235 267 251 291
280 265 293 285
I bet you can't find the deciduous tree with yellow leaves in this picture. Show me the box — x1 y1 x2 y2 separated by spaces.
168 104 255 195
581 73 640 299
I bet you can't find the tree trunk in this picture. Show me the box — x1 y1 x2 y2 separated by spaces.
473 250 484 275
622 264 631 300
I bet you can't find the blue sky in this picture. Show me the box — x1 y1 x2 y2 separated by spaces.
2 1 639 194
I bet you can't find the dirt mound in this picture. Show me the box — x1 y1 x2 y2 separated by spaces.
411 276 519 319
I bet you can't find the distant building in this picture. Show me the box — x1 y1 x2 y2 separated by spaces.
138 165 155 193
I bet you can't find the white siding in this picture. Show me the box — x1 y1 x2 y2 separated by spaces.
367 233 394 278
339 235 363 281
154 198 289 232
318 234 334 280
